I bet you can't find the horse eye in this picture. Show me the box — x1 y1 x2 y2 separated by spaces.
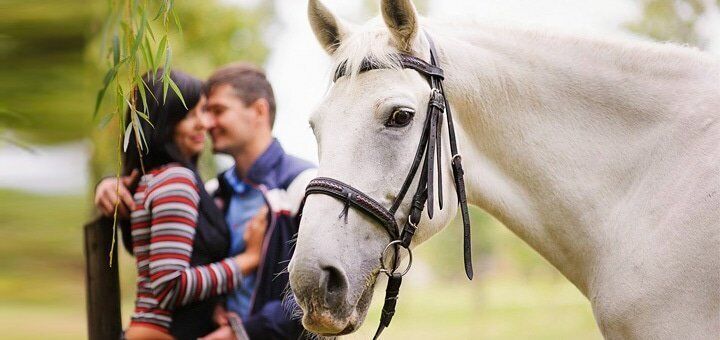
385 108 415 128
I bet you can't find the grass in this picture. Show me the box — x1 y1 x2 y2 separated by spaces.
0 189 602 339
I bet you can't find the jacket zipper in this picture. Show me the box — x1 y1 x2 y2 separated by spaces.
247 185 277 313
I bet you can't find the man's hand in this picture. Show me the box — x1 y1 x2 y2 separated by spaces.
199 325 236 340
244 205 268 253
234 205 268 275
213 304 229 327
94 169 140 218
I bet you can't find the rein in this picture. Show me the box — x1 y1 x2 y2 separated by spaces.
301 32 473 339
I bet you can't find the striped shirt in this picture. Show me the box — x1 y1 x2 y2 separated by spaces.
129 165 242 333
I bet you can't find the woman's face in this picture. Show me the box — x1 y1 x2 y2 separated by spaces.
174 96 209 159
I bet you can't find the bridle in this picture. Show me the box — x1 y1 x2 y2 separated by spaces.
300 32 473 339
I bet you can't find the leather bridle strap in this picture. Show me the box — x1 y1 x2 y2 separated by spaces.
301 31 473 339
426 33 474 281
304 177 400 240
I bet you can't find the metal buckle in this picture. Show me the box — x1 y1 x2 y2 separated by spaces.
407 215 417 228
452 153 462 163
379 240 413 277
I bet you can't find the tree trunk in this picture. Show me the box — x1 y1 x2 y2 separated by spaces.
84 216 122 340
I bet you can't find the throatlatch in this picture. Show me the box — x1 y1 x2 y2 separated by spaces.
302 31 473 339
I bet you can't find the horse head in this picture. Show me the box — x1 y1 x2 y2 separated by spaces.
289 0 460 335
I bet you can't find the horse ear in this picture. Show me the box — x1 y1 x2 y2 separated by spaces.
308 0 349 55
381 0 419 52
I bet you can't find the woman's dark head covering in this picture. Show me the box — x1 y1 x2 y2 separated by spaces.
122 68 203 175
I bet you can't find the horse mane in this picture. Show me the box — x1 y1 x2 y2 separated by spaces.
330 16 718 84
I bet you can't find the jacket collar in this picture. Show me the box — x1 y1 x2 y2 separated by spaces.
229 138 284 187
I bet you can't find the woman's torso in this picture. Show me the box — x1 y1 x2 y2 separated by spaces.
129 164 230 339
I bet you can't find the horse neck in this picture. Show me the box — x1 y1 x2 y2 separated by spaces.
431 24 716 293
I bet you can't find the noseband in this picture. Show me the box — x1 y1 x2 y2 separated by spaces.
300 32 473 339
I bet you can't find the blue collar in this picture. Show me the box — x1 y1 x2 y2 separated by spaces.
224 138 285 191
246 138 284 186
223 166 249 194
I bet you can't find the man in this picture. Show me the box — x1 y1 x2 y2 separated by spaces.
95 63 315 339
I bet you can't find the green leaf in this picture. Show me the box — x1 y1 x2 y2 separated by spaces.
123 122 132 152
144 14 155 41
162 76 170 103
97 111 114 129
93 66 118 117
135 116 149 151
140 38 154 72
112 34 120 66
162 47 172 102
135 75 149 115
172 10 183 35
153 0 167 21
155 36 167 74
140 75 158 103
135 110 151 125
129 10 146 57
93 88 108 119
167 76 187 109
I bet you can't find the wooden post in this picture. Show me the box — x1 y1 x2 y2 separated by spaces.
84 216 122 340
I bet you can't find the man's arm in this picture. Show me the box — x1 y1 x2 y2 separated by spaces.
241 168 315 339
243 298 304 340
93 169 139 218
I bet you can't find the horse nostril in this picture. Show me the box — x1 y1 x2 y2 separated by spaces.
320 265 348 307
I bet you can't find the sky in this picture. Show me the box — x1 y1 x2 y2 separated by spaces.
4 0 719 194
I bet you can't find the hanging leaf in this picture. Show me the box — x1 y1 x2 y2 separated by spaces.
162 46 172 101
154 36 167 75
153 0 167 21
123 122 133 152
134 114 149 151
167 76 187 109
129 9 146 57
172 10 183 35
93 66 118 118
144 13 155 41
112 34 120 66
135 75 149 115
141 38 155 70
97 111 114 129
140 75 158 103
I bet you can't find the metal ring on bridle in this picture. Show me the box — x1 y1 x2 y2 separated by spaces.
379 240 413 277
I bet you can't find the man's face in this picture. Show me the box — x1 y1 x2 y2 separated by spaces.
204 84 257 156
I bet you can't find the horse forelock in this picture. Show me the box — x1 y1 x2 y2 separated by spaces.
330 18 405 82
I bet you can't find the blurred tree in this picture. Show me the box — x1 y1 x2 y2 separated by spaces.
628 0 719 48
0 0 95 144
0 0 272 182
88 1 274 184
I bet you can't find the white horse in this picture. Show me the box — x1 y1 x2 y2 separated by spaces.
288 0 720 338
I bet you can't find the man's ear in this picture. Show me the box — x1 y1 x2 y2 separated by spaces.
251 98 271 126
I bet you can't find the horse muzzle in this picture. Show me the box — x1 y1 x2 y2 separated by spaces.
289 258 362 335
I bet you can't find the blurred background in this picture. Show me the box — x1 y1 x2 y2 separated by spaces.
1 0 718 338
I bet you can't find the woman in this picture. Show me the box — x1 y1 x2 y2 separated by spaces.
122 69 265 340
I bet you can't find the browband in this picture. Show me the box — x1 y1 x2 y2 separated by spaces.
333 53 445 82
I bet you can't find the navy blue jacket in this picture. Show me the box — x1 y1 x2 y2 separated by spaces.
211 139 314 340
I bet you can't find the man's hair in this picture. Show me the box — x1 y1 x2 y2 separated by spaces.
204 62 277 127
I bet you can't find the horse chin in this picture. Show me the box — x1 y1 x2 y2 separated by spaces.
304 279 376 337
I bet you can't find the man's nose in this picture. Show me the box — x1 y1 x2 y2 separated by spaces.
201 111 216 130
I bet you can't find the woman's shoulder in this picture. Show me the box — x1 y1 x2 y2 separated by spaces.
144 164 198 191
